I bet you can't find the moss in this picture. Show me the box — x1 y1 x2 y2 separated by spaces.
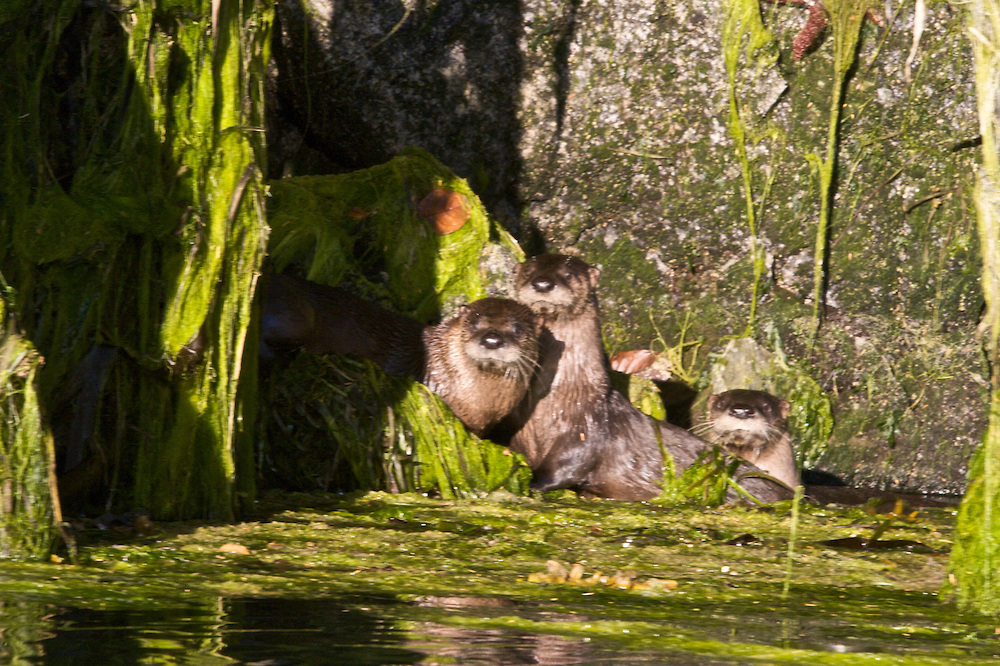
947 0 1000 614
0 334 61 560
262 148 530 499
0 0 273 527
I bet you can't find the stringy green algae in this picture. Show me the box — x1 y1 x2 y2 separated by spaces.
263 148 531 498
721 0 777 334
948 0 1000 614
0 331 60 560
0 0 273 528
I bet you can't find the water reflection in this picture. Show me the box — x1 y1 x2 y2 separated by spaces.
0 593 989 664
2 595 734 665
220 598 422 665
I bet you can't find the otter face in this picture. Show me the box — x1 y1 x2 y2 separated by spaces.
705 389 790 443
459 298 541 377
514 254 601 319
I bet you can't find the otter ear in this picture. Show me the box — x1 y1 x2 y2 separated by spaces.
588 266 601 287
779 399 791 420
707 394 719 410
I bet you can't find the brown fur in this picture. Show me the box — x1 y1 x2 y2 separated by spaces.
507 255 790 502
702 389 800 489
262 274 540 436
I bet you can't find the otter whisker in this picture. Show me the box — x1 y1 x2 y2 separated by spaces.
690 421 716 436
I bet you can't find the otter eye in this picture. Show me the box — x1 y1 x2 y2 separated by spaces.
509 322 523 336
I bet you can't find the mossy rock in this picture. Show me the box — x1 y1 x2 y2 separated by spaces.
262 148 530 498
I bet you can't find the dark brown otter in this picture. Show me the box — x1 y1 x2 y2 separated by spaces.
701 389 800 489
262 274 540 436
507 254 790 502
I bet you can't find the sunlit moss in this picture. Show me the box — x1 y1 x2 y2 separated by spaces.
263 148 529 498
0 333 59 560
0 0 273 529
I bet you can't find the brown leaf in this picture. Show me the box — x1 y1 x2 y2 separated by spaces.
417 188 469 234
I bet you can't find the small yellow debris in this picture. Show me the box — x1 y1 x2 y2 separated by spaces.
529 561 675 593
218 543 251 555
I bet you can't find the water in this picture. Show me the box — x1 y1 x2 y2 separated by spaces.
2 590 995 664
4 596 729 664
0 491 993 664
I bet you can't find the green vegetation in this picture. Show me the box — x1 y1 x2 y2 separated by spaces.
721 0 778 334
948 0 1000 616
807 0 870 341
0 491 986 662
0 0 273 538
262 149 532 499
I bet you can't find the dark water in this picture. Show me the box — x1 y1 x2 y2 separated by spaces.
0 596 731 665
1 592 996 665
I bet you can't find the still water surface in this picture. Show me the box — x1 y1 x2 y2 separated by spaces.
3 592 996 664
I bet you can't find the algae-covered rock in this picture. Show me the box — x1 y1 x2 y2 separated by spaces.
2 0 272 526
262 148 531 498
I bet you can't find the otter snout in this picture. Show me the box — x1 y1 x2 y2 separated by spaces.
729 404 757 419
464 327 525 370
530 276 556 293
478 329 506 351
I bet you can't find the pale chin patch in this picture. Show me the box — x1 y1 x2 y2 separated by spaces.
712 415 770 439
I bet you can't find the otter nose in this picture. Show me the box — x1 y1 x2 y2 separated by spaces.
531 276 555 293
729 405 755 419
479 331 505 350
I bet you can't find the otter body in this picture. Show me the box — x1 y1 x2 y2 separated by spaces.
704 389 800 489
509 255 789 503
262 274 540 436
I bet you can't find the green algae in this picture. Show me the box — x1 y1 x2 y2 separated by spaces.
721 0 779 333
806 0 872 339
0 0 273 530
262 148 530 499
946 0 1000 616
0 491 990 662
0 332 62 560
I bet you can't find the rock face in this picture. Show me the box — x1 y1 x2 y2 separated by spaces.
269 0 984 495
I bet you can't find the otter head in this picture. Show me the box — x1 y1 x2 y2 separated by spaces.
457 298 541 380
706 389 790 445
514 254 601 321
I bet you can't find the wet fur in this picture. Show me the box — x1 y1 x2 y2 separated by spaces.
698 389 800 489
262 274 541 436
507 254 789 502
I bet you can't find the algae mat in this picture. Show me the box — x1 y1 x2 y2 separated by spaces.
0 491 992 663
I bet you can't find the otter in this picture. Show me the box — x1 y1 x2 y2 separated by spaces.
261 274 541 436
701 389 800 489
507 254 789 503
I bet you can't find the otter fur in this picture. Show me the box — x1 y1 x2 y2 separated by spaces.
702 389 800 489
262 274 541 436
508 254 790 503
